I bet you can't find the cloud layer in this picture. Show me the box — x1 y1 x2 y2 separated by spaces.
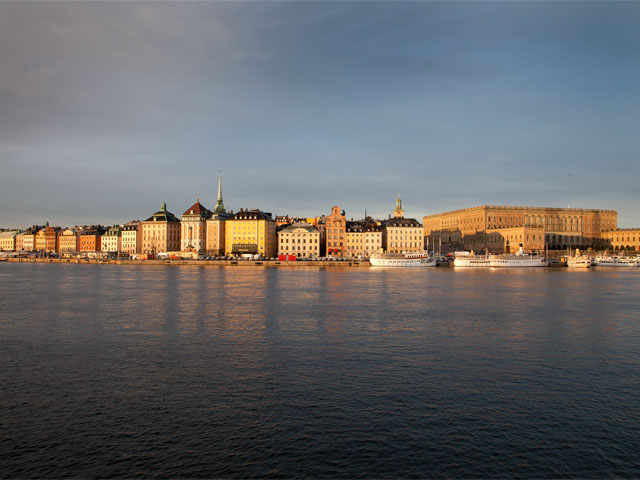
1 2 639 227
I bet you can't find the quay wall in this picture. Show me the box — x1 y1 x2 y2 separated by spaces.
3 258 372 267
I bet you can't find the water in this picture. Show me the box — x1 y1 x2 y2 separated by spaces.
1 263 639 478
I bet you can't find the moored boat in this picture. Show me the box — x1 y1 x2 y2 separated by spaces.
369 251 436 267
592 255 640 267
489 247 547 268
453 251 490 268
567 256 592 268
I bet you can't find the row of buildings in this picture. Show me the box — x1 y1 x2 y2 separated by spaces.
0 177 425 258
1 176 639 256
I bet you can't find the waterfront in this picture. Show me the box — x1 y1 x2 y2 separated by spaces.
1 263 639 478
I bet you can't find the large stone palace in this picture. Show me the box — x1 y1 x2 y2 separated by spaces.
423 205 618 253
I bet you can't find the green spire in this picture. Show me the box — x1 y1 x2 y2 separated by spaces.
214 170 226 214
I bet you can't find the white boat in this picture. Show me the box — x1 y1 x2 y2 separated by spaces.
369 251 436 267
567 256 592 268
453 252 491 267
489 247 547 268
592 255 640 267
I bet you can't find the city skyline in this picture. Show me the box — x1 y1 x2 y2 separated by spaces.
1 2 639 228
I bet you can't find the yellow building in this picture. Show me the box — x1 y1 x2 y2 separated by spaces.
141 202 181 254
0 231 18 251
345 220 383 257
58 228 79 253
22 226 42 252
602 229 640 252
385 217 423 253
423 205 618 253
278 222 320 258
225 209 276 257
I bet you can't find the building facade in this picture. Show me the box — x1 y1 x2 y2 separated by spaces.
101 225 121 253
278 222 321 258
602 229 640 251
345 219 384 258
385 217 423 253
326 206 346 257
423 205 618 253
58 228 79 253
15 232 24 251
22 226 42 252
225 209 276 257
79 227 105 252
180 199 212 253
142 202 181 254
121 222 141 254
0 231 18 251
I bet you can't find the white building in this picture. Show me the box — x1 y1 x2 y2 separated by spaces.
181 199 212 253
278 222 321 258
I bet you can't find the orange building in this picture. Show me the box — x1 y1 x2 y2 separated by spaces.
15 232 24 251
326 206 346 257
35 225 59 253
79 227 105 252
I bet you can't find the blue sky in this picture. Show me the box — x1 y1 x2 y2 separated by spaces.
1 1 638 228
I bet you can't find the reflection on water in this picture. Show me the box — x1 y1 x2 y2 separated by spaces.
1 263 639 478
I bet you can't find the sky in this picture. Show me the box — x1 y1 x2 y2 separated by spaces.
1 1 639 228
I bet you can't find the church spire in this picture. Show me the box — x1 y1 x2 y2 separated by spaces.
214 170 226 214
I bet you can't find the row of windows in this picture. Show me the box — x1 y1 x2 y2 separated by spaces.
280 238 319 244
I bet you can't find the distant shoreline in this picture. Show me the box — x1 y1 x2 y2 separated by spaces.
1 257 371 267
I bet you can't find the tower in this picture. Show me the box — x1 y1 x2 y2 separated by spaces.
393 194 404 218
214 170 226 215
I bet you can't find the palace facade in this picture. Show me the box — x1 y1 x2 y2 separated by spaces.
423 205 618 253
602 229 640 251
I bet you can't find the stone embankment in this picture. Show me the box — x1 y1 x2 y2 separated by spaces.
4 257 371 267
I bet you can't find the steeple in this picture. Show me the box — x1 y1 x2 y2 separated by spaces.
214 170 226 214
393 194 404 218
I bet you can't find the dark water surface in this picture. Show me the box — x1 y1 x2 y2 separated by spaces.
1 263 639 478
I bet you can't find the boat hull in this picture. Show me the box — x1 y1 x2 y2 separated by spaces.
370 253 436 267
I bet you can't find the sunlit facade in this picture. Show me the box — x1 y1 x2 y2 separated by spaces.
423 205 618 252
142 202 181 254
225 209 276 257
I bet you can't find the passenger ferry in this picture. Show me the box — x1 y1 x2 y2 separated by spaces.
369 251 436 267
453 251 490 268
592 255 640 267
489 247 547 268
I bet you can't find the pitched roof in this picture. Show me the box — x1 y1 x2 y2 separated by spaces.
279 222 319 234
386 217 422 228
145 202 179 223
182 199 212 218
231 209 273 221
